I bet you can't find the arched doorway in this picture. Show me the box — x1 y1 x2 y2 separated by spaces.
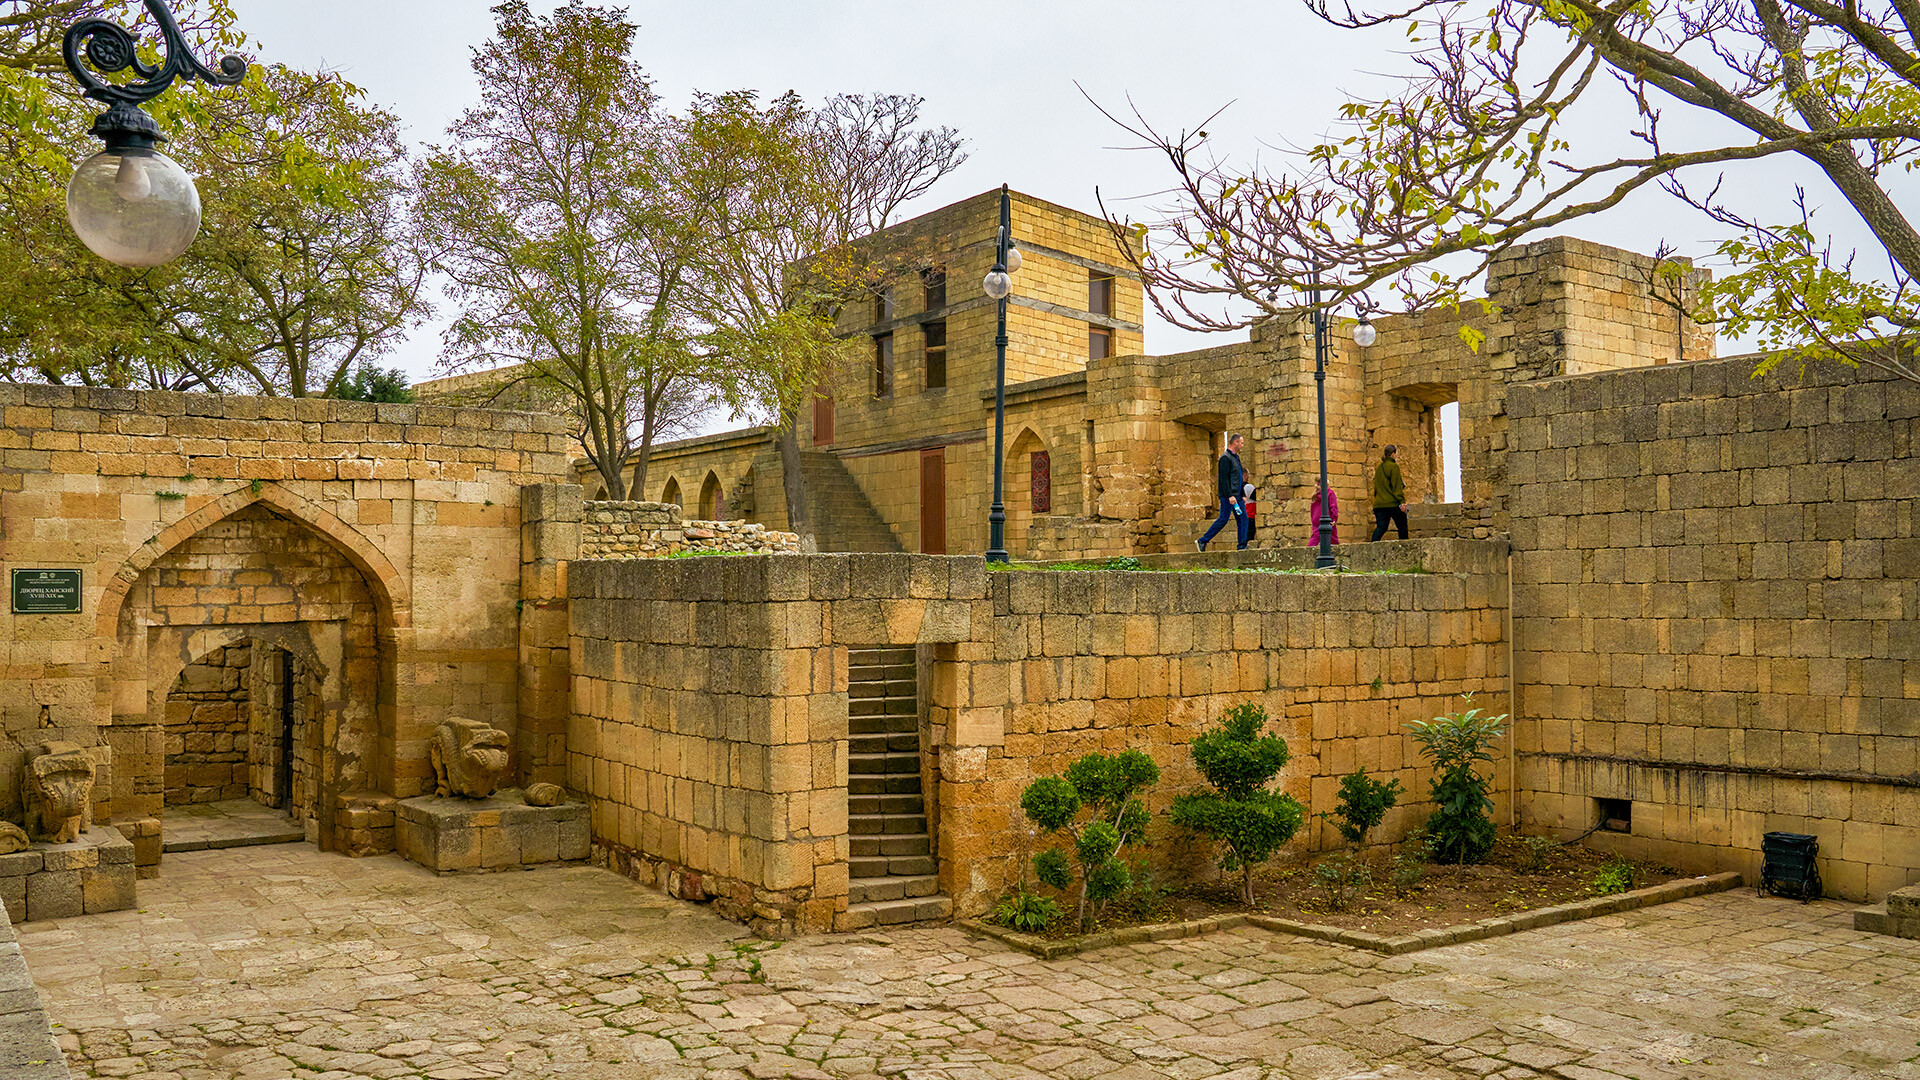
661 476 682 509
107 498 392 862
1004 427 1051 558
699 472 725 520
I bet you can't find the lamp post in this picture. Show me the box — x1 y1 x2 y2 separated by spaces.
982 184 1022 563
1310 271 1377 569
61 0 248 267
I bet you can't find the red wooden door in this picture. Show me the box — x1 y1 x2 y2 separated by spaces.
812 387 834 446
920 448 946 554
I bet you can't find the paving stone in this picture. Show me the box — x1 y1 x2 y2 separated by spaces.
16 846 1920 1080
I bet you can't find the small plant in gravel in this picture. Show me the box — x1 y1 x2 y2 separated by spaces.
1388 827 1433 898
1169 703 1307 906
1021 749 1160 932
1326 769 1403 849
1313 851 1373 911
989 887 1064 933
1590 856 1636 896
1517 834 1557 874
1407 696 1508 865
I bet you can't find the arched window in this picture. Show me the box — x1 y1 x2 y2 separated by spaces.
699 472 724 520
661 477 681 509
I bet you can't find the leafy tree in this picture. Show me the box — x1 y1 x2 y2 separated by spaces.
1019 749 1159 932
329 362 413 404
1168 703 1307 906
418 0 714 499
1327 769 1403 849
1406 698 1509 865
1103 0 1920 385
689 90 965 549
0 7 428 396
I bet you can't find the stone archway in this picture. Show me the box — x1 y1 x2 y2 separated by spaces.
106 500 393 868
698 472 725 520
1004 427 1051 558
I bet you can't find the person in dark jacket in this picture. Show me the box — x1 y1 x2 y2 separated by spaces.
1370 444 1409 541
1198 433 1249 550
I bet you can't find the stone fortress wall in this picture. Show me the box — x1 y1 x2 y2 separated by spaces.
564 540 1509 935
1508 355 1920 898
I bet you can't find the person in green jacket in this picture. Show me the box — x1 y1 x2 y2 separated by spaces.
1369 445 1408 541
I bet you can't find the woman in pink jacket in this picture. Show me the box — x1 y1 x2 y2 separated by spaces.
1309 481 1339 546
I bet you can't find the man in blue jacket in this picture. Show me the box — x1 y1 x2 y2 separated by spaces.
1197 433 1249 551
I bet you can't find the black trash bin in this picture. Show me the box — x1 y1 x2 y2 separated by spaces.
1760 832 1822 901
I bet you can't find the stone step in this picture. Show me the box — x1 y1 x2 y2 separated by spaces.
848 813 928 836
849 854 937 878
849 662 916 681
849 698 916 719
849 678 917 700
843 894 952 928
850 832 930 857
849 773 922 796
849 792 924 816
849 732 922 755
849 752 921 776
848 874 940 904
849 714 920 736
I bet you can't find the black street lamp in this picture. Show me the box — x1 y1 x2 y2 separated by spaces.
1310 271 1376 569
61 0 248 267
982 184 1022 564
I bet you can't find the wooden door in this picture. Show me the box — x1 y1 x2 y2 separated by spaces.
812 387 834 445
919 448 946 554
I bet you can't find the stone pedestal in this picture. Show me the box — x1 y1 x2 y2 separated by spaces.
396 792 588 873
0 830 136 922
1854 884 1920 938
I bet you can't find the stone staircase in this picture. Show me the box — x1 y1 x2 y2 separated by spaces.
846 645 949 926
797 452 904 553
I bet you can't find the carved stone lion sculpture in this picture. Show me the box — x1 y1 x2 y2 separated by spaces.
429 718 510 799
25 741 95 844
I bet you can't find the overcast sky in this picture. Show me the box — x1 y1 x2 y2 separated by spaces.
224 0 1880 388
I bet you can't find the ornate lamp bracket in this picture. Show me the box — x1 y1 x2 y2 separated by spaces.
62 0 248 148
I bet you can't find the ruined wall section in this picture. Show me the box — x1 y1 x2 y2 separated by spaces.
579 501 799 558
162 643 252 806
1509 356 1916 900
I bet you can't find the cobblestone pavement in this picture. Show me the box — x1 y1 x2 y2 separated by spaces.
16 846 1920 1080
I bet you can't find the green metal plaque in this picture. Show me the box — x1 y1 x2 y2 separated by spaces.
11 569 82 614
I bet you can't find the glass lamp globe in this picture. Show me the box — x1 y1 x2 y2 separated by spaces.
983 268 1012 300
1004 243 1022 274
67 146 203 268
1351 319 1379 348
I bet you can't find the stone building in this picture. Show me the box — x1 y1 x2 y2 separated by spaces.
0 211 1909 933
620 189 1712 559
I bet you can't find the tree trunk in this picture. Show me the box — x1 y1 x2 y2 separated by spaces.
775 419 818 553
1242 862 1255 907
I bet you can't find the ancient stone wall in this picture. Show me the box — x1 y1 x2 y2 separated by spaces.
1508 356 1917 900
578 501 800 558
568 542 1509 931
162 644 252 806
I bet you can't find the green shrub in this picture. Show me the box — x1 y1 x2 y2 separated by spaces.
1518 834 1557 874
1020 749 1160 932
1388 831 1430 899
1406 697 1508 865
989 888 1063 933
1312 851 1372 911
1591 856 1635 896
1169 703 1307 906
1327 769 1403 848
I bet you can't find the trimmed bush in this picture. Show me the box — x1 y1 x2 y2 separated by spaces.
1169 703 1307 906
1020 749 1160 932
1328 768 1403 848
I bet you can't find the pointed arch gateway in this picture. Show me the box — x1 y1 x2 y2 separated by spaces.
101 483 404 862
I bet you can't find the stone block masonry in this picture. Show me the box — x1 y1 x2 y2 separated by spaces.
1508 355 1919 900
0 829 135 922
567 541 1509 932
0 896 69 1079
578 500 799 558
